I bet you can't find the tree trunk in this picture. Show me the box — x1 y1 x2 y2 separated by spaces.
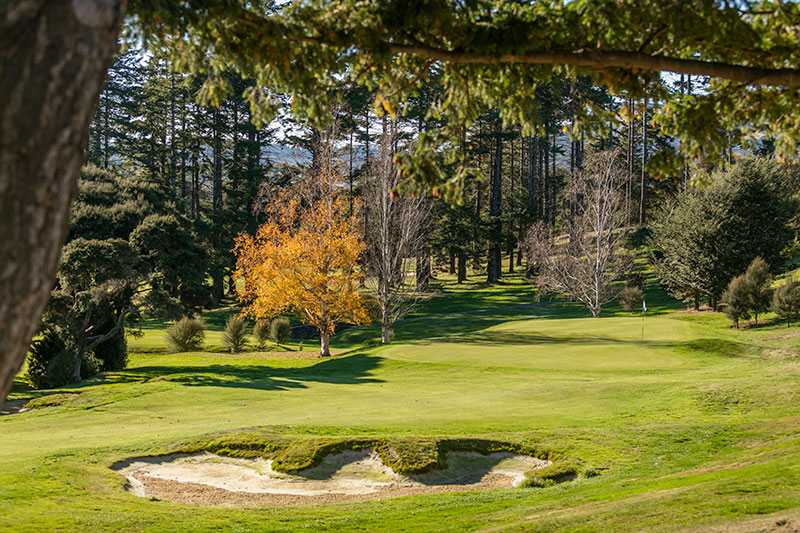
381 315 391 344
72 352 83 383
457 250 467 283
0 0 123 404
487 122 502 283
640 98 648 225
320 331 331 357
416 247 431 292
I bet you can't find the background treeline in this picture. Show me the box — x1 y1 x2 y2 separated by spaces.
29 48 800 387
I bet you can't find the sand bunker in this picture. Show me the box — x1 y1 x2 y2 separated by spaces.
113 448 550 506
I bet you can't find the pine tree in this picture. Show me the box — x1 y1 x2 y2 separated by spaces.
743 257 772 325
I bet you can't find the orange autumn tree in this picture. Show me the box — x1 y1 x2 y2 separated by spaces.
233 187 371 357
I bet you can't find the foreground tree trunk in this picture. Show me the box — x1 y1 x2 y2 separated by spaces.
320 331 331 357
0 0 122 403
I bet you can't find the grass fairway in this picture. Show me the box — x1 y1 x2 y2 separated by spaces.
2 277 799 531
382 316 697 370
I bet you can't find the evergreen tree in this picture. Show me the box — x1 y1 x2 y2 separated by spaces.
651 158 796 309
722 275 751 329
743 257 773 325
772 277 800 327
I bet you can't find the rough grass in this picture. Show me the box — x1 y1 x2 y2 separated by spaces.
521 460 582 487
2 276 799 531
24 392 80 409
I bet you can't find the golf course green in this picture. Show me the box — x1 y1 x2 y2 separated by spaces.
1 276 798 531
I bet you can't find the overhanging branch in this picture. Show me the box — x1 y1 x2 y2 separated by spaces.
386 44 800 86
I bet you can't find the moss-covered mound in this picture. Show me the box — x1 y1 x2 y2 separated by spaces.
168 432 569 477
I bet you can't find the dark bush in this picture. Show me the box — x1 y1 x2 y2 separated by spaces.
26 330 67 389
270 318 291 344
627 226 652 248
165 316 206 352
27 330 103 389
43 351 76 389
223 316 249 353
92 327 128 371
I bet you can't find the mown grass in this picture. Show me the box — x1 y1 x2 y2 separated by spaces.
2 275 799 531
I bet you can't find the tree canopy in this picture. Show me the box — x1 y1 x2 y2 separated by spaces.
130 0 800 198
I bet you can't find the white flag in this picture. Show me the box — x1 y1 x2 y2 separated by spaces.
643 300 647 313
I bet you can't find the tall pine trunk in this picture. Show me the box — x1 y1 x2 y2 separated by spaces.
640 98 648 225
457 251 467 283
487 122 502 283
0 0 123 403
211 106 224 304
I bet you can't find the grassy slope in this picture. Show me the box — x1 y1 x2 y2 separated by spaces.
1 274 799 531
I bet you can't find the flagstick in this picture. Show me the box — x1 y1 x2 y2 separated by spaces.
641 299 646 340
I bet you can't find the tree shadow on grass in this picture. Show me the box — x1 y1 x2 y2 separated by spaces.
413 330 670 348
101 352 384 392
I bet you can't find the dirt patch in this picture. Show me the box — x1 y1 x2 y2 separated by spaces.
762 348 798 360
113 449 549 506
227 350 345 359
667 308 714 317
0 399 32 416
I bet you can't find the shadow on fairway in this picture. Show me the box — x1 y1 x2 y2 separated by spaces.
416 330 669 347
98 352 384 392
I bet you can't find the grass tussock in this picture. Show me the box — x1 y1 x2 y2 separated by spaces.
25 393 80 409
520 460 583 488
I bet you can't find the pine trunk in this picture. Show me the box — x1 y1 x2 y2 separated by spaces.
0 0 122 403
487 123 502 283
640 98 648 225
457 251 467 283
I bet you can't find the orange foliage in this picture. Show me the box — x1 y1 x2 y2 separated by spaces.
233 189 371 356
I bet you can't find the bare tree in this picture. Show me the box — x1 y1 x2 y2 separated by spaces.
525 150 632 318
364 118 430 343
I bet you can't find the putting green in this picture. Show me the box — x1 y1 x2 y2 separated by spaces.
383 316 697 370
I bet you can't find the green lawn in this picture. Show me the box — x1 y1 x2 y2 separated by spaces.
2 277 799 531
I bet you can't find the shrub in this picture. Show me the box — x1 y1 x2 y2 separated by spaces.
772 276 800 327
80 352 101 379
722 275 751 328
43 351 76 389
165 316 206 352
618 286 644 312
27 330 103 389
253 320 270 348
222 316 249 353
270 318 291 344
92 328 127 371
26 330 68 389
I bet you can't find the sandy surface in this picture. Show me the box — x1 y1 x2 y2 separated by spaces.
113 449 550 506
226 350 345 359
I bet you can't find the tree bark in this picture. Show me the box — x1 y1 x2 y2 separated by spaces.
0 0 123 404
487 122 502 283
320 331 331 357
640 98 648 225
457 250 467 283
